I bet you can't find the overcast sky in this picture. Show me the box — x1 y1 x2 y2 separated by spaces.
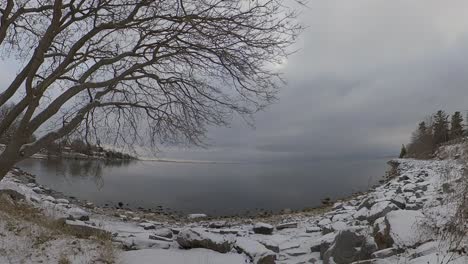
162 0 468 162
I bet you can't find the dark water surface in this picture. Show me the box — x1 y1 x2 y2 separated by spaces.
18 158 389 216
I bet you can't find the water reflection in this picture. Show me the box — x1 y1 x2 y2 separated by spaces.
20 158 135 189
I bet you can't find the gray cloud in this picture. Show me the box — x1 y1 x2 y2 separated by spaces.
178 0 468 161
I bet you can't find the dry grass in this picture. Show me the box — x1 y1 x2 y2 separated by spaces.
0 194 116 263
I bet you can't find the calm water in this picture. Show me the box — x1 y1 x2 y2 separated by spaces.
17 158 389 216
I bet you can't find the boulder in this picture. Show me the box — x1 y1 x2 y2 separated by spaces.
306 226 321 233
235 237 276 264
154 228 173 239
372 217 392 249
259 239 280 253
323 229 377 264
209 221 228 229
176 228 234 253
354 207 369 221
390 195 406 209
253 222 274 235
367 201 399 222
138 222 156 230
384 210 429 248
318 232 336 259
331 221 348 232
67 207 90 221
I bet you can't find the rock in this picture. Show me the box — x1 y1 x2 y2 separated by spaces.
373 217 392 249
138 222 156 230
367 201 399 222
358 197 376 210
26 183 36 188
209 221 228 229
259 240 280 253
170 228 181 234
276 222 298 230
253 222 274 235
176 228 234 253
279 241 300 251
154 228 173 239
405 203 422 210
235 237 276 264
44 195 56 203
390 195 406 209
402 183 416 192
56 198 69 204
332 202 344 210
383 210 430 248
306 226 321 233
331 221 348 232
319 232 336 259
149 234 173 242
370 248 399 259
187 213 207 219
410 241 438 258
67 207 90 221
354 207 369 221
116 236 171 250
317 218 332 227
32 187 43 194
323 229 377 264
285 248 309 257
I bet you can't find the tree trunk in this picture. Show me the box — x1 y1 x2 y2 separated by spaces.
0 143 22 181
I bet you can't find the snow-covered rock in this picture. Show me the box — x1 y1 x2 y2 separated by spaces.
153 228 173 239
384 210 430 248
120 248 248 264
176 228 234 253
323 229 377 264
367 201 399 222
253 222 274 235
66 207 90 221
276 222 298 230
235 237 276 264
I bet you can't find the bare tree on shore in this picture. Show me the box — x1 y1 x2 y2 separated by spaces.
0 0 303 179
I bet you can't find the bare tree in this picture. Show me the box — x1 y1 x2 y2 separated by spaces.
0 0 303 179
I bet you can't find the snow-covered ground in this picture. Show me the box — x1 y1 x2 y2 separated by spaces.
1 144 468 263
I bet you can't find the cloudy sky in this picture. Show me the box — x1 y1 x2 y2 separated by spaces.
162 0 468 162
2 1 468 162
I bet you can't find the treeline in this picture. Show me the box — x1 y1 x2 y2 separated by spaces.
44 138 134 160
402 110 465 159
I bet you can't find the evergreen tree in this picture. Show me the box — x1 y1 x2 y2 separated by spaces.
406 120 434 158
432 110 450 145
450 111 464 139
399 144 407 158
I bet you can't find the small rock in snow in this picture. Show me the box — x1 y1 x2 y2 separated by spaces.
276 222 298 230
253 222 274 235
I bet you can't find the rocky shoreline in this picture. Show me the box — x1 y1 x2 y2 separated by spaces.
1 144 468 263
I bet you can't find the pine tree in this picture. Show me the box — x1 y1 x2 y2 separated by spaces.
432 110 450 145
399 144 407 158
406 120 434 158
450 111 464 139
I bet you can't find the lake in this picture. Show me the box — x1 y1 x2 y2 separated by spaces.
17 157 390 216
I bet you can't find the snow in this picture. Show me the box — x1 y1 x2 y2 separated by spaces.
120 248 248 264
